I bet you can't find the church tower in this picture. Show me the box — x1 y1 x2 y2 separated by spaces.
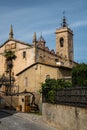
55 15 73 61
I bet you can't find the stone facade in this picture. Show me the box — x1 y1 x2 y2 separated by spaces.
16 63 72 112
0 39 35 94
0 40 35 75
17 63 71 92
56 27 73 61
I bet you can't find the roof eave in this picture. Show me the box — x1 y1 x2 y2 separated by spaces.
16 62 72 76
0 38 32 48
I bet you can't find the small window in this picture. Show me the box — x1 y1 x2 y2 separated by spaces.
23 51 26 58
11 43 16 49
60 37 64 47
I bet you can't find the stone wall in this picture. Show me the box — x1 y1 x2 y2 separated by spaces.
42 103 87 130
2 96 19 108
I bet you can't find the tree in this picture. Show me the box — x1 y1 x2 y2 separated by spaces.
4 50 16 71
4 50 17 95
72 63 87 87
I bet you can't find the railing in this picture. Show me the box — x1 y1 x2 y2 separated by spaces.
42 87 87 108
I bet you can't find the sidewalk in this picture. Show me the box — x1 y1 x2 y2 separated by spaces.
1 109 42 121
1 109 57 130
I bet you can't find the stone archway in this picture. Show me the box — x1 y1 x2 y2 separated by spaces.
14 89 39 112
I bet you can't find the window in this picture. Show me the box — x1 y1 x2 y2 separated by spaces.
60 37 64 47
23 51 26 58
11 43 16 49
5 44 11 50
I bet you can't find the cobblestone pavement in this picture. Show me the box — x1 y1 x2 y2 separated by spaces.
0 110 57 130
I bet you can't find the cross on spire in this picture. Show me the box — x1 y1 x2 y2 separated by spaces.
61 11 68 27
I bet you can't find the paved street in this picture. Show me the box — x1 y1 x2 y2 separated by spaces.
0 111 57 130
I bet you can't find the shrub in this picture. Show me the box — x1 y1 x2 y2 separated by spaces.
42 78 72 103
72 63 87 87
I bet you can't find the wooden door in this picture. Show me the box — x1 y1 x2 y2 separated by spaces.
25 96 30 112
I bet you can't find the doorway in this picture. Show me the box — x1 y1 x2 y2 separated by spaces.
25 96 30 112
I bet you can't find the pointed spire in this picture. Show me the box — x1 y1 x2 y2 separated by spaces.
62 16 67 27
33 32 37 42
38 34 46 43
9 24 14 39
61 11 68 27
33 32 37 46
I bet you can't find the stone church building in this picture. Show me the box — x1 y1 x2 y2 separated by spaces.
0 16 77 112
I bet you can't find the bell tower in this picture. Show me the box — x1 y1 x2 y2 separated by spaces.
55 16 73 61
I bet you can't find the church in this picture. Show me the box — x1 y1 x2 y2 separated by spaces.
0 16 77 112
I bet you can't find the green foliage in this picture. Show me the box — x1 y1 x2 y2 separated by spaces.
57 79 72 88
48 90 56 103
42 78 72 103
4 50 17 70
72 63 87 87
4 50 17 61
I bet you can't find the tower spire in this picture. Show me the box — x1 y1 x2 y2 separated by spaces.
33 32 37 42
61 11 68 27
9 24 14 39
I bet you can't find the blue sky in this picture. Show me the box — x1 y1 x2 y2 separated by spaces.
0 0 87 63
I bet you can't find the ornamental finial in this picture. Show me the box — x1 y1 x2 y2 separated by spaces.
9 24 14 39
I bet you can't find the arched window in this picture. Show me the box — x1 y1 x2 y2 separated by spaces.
60 37 64 47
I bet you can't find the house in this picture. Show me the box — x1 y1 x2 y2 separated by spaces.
16 62 72 112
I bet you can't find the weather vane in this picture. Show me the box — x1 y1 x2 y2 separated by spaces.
63 11 66 16
61 11 68 27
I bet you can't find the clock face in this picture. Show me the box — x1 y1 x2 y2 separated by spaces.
60 37 64 47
